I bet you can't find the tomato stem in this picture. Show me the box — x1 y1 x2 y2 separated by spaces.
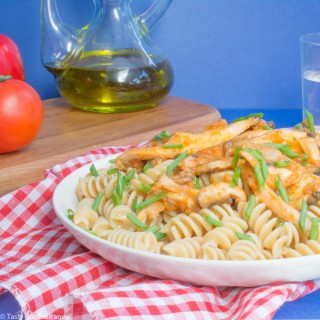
0 75 12 82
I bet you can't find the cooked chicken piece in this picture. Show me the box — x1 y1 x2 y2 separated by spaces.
225 130 270 156
240 148 305 189
152 175 200 214
267 129 307 154
242 145 284 163
241 163 311 236
179 144 225 172
195 158 233 175
198 182 246 208
116 117 260 171
297 137 320 165
137 201 165 225
287 173 320 209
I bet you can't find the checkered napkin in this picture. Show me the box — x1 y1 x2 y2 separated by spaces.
1 145 319 320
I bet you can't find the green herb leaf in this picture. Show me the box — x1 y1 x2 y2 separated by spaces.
106 168 119 175
67 209 74 220
274 160 290 168
232 145 242 168
300 154 309 167
306 110 316 133
230 167 241 188
86 229 97 236
254 164 265 191
155 232 167 240
309 218 319 240
203 215 223 227
135 192 168 212
127 212 147 230
232 113 264 123
244 195 256 221
242 148 268 181
143 161 152 173
275 218 285 227
260 157 269 181
275 175 290 203
294 123 302 130
243 148 264 161
235 232 255 243
92 191 104 211
144 225 161 233
90 164 99 177
124 169 136 191
132 198 137 213
263 143 299 159
299 199 307 232
262 123 273 130
137 183 153 193
166 151 188 176
117 172 126 195
193 176 201 189
152 130 171 141
162 144 184 149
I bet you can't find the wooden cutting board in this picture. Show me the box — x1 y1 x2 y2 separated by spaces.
0 96 220 196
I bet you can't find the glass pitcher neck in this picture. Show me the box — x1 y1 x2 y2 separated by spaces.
94 0 132 24
99 0 129 10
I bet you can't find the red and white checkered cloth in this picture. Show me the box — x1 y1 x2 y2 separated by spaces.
1 145 319 320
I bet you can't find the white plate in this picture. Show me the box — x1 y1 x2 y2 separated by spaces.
53 154 320 287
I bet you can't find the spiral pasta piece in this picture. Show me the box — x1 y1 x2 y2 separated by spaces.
198 173 211 188
73 198 99 230
202 216 248 251
122 190 145 209
161 210 179 225
307 201 320 219
237 201 272 232
282 240 320 257
202 244 226 260
98 197 115 219
92 216 112 237
246 232 273 259
108 205 135 230
162 237 202 259
162 212 214 241
101 229 158 252
210 170 243 188
237 201 300 258
130 160 173 192
76 173 117 200
227 240 261 260
200 203 239 220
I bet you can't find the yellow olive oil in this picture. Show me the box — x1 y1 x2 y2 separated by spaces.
46 50 174 113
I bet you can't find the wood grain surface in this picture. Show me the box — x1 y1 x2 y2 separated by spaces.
0 96 220 196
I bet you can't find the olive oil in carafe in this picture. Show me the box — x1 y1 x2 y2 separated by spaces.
46 50 174 113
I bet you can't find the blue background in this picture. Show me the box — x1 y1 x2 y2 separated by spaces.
1 2 320 318
2 0 320 110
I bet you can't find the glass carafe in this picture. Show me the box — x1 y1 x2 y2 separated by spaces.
40 0 174 113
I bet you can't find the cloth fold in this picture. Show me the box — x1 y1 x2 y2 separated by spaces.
0 145 319 320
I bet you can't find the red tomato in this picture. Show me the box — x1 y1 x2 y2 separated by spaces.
0 34 24 80
0 77 43 153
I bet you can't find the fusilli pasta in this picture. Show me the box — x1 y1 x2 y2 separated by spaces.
70 113 320 261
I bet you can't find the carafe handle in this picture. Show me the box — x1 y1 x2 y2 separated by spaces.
138 0 172 31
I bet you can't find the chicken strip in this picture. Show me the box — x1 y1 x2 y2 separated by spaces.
116 117 260 171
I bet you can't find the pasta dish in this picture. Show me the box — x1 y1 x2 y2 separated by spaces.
70 112 320 260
